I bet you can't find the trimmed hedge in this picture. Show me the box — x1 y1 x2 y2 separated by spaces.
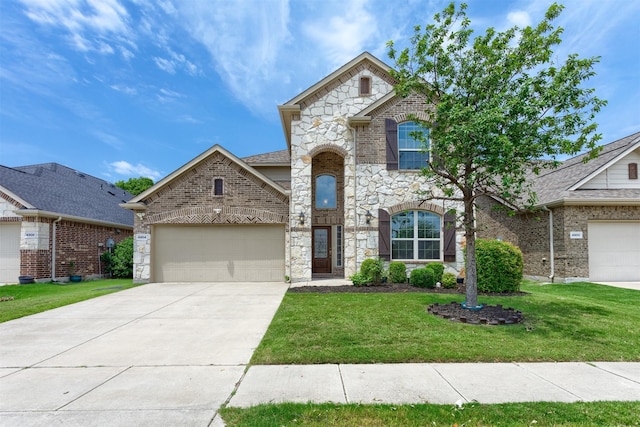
425 262 444 284
388 262 407 283
476 239 523 293
360 258 385 285
410 268 435 288
441 272 457 289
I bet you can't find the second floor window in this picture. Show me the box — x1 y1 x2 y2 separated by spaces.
399 121 429 170
315 174 336 208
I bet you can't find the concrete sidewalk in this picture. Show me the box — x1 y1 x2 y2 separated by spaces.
229 362 640 407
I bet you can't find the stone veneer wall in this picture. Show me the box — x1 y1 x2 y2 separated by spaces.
289 62 463 281
132 151 289 283
289 61 394 281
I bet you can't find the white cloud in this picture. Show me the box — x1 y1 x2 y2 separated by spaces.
153 48 201 76
301 0 378 68
20 0 130 54
109 160 162 179
110 84 137 95
506 11 531 28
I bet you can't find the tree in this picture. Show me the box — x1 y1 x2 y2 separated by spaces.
115 177 154 196
101 237 134 278
387 2 605 307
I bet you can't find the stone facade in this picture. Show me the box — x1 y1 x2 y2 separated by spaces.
287 57 463 281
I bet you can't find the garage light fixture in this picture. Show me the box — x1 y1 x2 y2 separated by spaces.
298 211 305 225
365 210 373 224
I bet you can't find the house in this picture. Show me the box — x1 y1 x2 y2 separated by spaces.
477 131 640 282
122 51 640 284
0 163 134 284
122 52 463 283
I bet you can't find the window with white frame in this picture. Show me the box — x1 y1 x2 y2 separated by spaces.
391 211 441 260
398 121 429 170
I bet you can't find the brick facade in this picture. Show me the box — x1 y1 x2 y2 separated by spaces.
131 149 290 283
477 196 640 281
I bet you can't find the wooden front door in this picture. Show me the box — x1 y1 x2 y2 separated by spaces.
312 226 331 274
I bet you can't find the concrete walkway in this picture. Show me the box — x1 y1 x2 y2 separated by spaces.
229 362 640 407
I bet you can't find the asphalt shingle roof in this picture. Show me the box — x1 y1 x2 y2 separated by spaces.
0 163 134 227
531 131 640 205
242 149 290 164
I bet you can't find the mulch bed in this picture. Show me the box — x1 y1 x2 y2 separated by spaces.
288 283 527 325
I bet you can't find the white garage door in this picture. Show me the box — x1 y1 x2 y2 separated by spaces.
588 222 640 281
153 224 285 282
0 223 21 284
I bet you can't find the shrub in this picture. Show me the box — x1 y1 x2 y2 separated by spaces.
388 262 407 283
349 272 370 287
360 258 385 285
476 239 523 293
425 262 445 284
410 268 435 288
441 272 457 289
102 237 134 278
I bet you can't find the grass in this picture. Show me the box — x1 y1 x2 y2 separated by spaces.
220 401 640 426
0 279 140 322
252 282 640 364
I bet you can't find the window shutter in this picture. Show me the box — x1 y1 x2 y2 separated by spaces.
443 212 456 262
629 163 638 180
378 209 391 261
385 119 398 170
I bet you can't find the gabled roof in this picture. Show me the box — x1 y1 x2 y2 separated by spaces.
531 131 640 206
124 144 289 209
278 51 394 149
0 163 134 227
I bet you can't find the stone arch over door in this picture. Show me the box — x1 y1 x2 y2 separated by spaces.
311 149 345 277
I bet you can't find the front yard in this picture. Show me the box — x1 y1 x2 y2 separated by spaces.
0 279 140 322
252 281 640 364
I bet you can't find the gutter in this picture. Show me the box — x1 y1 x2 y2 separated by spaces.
17 209 133 229
541 206 555 282
51 216 62 281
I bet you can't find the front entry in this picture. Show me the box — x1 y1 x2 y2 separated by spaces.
312 226 331 274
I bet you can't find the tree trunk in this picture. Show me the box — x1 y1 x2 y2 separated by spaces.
464 197 478 307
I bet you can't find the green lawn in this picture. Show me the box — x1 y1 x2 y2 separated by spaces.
220 401 640 427
252 282 640 364
0 279 140 322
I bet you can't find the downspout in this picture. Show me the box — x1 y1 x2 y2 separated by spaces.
542 206 555 282
51 216 62 281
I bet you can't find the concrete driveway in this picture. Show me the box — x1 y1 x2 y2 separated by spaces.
0 282 288 427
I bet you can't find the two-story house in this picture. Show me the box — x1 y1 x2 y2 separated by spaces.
123 52 462 283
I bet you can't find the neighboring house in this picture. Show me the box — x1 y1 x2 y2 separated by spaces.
477 131 640 282
123 52 463 283
0 163 134 284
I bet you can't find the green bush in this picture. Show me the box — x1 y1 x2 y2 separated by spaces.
360 258 385 285
476 239 523 293
101 237 134 279
425 262 445 284
410 268 435 288
349 272 370 287
388 262 406 283
441 272 457 289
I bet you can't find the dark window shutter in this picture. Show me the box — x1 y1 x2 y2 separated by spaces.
385 119 398 170
378 209 391 261
443 212 456 262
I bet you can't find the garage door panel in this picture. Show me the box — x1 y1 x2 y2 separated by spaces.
0 223 21 284
588 222 640 281
153 225 284 282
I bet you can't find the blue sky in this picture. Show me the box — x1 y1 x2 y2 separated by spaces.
1 0 639 182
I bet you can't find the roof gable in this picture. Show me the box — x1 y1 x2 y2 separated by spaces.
278 52 396 149
127 145 288 206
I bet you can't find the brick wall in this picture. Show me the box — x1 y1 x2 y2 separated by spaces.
356 93 430 164
19 217 132 281
142 151 289 225
477 197 640 281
